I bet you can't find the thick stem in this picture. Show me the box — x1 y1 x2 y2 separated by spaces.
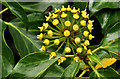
92 46 103 53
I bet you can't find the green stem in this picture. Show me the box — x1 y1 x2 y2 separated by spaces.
44 36 62 39
0 8 8 14
49 26 61 33
70 44 76 55
79 70 87 77
92 46 103 53
55 38 66 53
88 61 100 77
58 15 64 29
46 43 55 48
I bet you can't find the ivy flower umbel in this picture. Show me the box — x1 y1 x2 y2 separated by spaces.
37 5 94 65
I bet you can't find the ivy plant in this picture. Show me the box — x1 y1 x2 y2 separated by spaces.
0 0 120 79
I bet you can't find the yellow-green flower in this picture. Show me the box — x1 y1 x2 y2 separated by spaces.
47 30 53 37
76 47 82 53
40 45 46 51
73 13 79 19
64 30 70 37
49 52 57 60
71 7 77 13
54 39 60 45
61 12 67 18
43 39 50 45
75 37 81 44
67 5 71 11
52 19 59 26
61 5 66 11
37 33 43 40
65 21 71 27
73 24 79 31
73 56 79 62
65 47 71 53
83 31 89 37
80 20 86 27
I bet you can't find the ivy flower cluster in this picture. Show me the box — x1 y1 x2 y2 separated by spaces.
37 5 94 65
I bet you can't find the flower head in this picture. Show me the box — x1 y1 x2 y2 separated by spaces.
37 5 94 65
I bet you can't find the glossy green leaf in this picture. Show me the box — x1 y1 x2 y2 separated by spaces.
3 0 29 30
61 61 80 78
88 53 103 66
100 22 120 60
90 67 120 78
0 20 14 78
72 2 88 10
19 1 69 13
95 9 120 34
10 52 61 78
43 64 64 77
7 13 46 57
89 1 120 13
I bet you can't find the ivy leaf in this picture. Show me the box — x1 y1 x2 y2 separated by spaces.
89 1 120 13
10 52 61 78
61 61 80 78
72 2 88 10
100 22 120 60
3 0 29 30
0 19 14 78
88 53 103 66
90 67 120 78
95 9 120 34
19 1 68 13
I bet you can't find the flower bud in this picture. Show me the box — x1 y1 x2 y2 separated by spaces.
60 57 66 62
87 24 93 33
80 20 86 27
65 21 71 27
61 5 66 11
65 47 71 53
43 39 50 45
43 23 49 29
61 12 67 18
49 52 57 60
88 20 94 25
73 14 79 19
73 56 79 62
40 45 46 51
89 34 94 40
84 40 90 46
37 33 43 40
52 13 58 19
87 49 92 55
45 16 50 21
52 19 59 26
76 47 82 53
73 24 79 31
47 30 53 37
54 39 60 45
55 8 60 13
64 30 70 37
67 5 71 11
75 37 81 44
71 7 77 13
83 31 89 37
